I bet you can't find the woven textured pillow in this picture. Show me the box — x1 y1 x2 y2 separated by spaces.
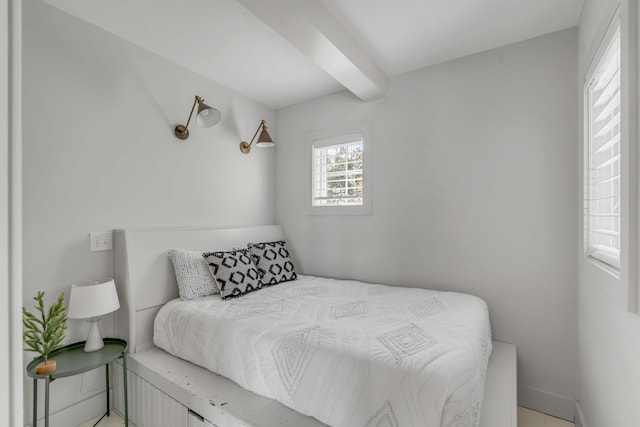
168 249 219 300
247 240 297 286
203 249 263 300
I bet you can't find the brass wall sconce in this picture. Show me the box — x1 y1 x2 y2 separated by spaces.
174 95 221 140
240 120 274 154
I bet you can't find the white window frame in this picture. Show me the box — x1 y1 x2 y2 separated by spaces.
582 3 638 311
307 122 372 215
584 16 622 272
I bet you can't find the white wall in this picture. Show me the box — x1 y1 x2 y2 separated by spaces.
1 1 10 425
577 1 640 427
22 1 275 425
3 0 24 425
276 28 578 420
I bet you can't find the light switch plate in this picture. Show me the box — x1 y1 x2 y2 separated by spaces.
89 231 113 252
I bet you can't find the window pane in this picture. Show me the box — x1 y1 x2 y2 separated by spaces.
313 136 364 206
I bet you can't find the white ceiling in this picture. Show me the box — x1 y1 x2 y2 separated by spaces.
41 0 584 109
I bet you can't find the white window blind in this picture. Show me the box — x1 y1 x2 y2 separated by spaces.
312 134 364 206
586 24 621 269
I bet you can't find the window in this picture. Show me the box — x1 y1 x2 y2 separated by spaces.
585 21 621 269
307 122 371 215
312 134 364 207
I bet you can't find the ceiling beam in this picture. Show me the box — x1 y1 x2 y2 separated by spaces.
237 0 387 102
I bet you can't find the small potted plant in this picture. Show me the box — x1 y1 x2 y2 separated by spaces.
23 291 67 375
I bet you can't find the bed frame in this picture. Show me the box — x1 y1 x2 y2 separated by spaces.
112 225 517 427
113 225 286 354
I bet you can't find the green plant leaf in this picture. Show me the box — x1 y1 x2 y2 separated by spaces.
22 290 67 358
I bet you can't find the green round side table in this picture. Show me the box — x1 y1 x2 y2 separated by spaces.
26 338 129 427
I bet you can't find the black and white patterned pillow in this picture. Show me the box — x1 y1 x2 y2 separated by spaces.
247 240 297 286
168 249 219 300
203 249 263 300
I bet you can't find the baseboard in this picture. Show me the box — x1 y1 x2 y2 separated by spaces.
574 401 587 427
518 385 576 422
24 390 108 427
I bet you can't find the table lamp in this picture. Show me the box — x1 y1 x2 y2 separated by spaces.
67 278 120 352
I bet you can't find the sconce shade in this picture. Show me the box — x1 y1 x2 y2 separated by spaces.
67 278 120 319
174 95 221 140
195 101 221 128
240 119 275 153
256 127 274 147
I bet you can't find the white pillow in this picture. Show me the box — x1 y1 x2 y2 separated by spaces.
168 249 219 300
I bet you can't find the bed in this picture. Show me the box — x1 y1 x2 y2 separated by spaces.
112 225 516 427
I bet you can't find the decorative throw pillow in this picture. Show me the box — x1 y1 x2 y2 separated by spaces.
203 249 263 300
168 249 219 300
247 240 297 286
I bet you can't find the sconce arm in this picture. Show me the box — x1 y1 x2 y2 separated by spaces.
246 119 266 149
183 95 202 131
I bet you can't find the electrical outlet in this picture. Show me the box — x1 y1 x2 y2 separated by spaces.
89 231 113 252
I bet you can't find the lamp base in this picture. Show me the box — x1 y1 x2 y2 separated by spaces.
84 318 104 352
239 141 251 154
174 125 189 140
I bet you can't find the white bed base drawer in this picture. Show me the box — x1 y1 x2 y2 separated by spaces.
113 360 219 427
113 349 324 427
112 360 187 427
112 341 516 427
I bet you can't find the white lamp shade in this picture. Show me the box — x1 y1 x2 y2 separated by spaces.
255 141 275 148
67 278 120 319
195 104 221 128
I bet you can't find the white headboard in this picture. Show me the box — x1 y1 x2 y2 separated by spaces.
114 225 285 353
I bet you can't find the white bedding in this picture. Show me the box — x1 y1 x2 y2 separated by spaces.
154 275 492 427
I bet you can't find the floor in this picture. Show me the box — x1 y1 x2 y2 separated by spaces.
78 407 575 427
78 413 126 427
518 407 575 427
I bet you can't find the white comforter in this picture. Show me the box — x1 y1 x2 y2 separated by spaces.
154 275 492 427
